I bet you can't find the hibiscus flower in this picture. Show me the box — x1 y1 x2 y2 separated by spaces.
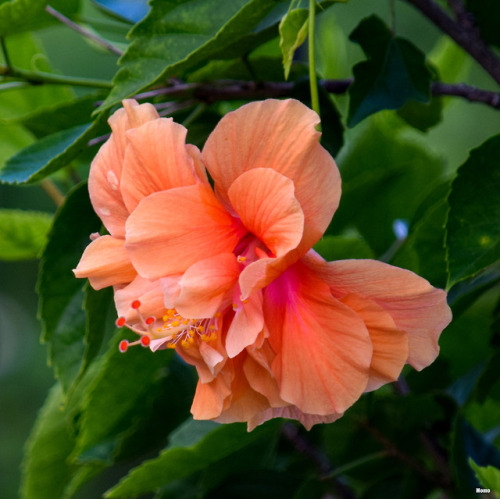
75 98 451 430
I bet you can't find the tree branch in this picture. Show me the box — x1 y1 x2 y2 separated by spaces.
133 78 500 110
403 0 500 86
46 5 124 56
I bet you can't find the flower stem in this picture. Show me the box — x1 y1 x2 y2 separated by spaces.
182 103 206 127
41 179 65 207
308 0 321 127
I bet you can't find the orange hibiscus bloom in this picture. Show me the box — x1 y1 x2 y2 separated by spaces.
75 98 451 430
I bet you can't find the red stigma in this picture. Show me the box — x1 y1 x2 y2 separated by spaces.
116 317 126 327
141 336 151 347
131 300 141 309
145 316 155 325
119 340 129 353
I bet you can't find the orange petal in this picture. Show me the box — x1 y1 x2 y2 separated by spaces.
340 293 409 391
120 118 200 213
214 356 271 424
225 289 264 358
316 259 452 371
73 235 136 290
248 406 343 431
125 184 246 279
243 347 283 407
191 370 233 420
175 253 240 319
202 99 340 251
227 168 304 257
113 275 166 322
264 261 372 415
88 100 159 238
160 274 182 309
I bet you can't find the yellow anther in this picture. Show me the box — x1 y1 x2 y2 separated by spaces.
209 325 217 330
242 298 249 304
196 325 205 332
232 303 238 311
171 320 180 327
166 342 176 349
237 255 247 263
182 319 190 325
214 312 222 318
162 315 169 322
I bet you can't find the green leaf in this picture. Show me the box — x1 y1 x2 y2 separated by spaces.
0 0 80 37
78 284 114 385
446 134 500 287
347 15 431 127
391 188 449 288
38 183 101 393
20 91 107 138
105 420 280 498
331 113 445 255
75 333 177 461
20 384 76 499
314 234 374 261
469 460 500 495
0 209 52 261
0 120 105 184
279 8 308 80
474 350 500 404
99 0 288 112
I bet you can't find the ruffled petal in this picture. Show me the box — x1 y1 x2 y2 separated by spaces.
73 235 136 290
314 258 452 371
202 99 340 251
125 184 246 279
120 118 200 213
213 356 271 424
225 289 264 358
114 275 166 322
227 168 304 257
340 293 408 392
264 261 373 415
88 100 159 238
248 406 343 431
191 369 233 420
174 253 240 319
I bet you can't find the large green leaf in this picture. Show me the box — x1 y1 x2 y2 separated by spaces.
0 209 52 261
279 8 308 80
74 333 178 461
0 0 80 37
20 384 76 499
330 114 445 255
446 134 500 287
391 184 449 289
0 120 105 184
99 0 287 112
38 183 101 393
347 15 431 127
105 419 280 498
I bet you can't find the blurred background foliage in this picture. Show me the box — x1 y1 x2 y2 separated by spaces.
0 0 499 497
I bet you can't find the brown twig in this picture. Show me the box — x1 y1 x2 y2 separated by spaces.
404 0 500 86
132 78 500 110
46 5 124 56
